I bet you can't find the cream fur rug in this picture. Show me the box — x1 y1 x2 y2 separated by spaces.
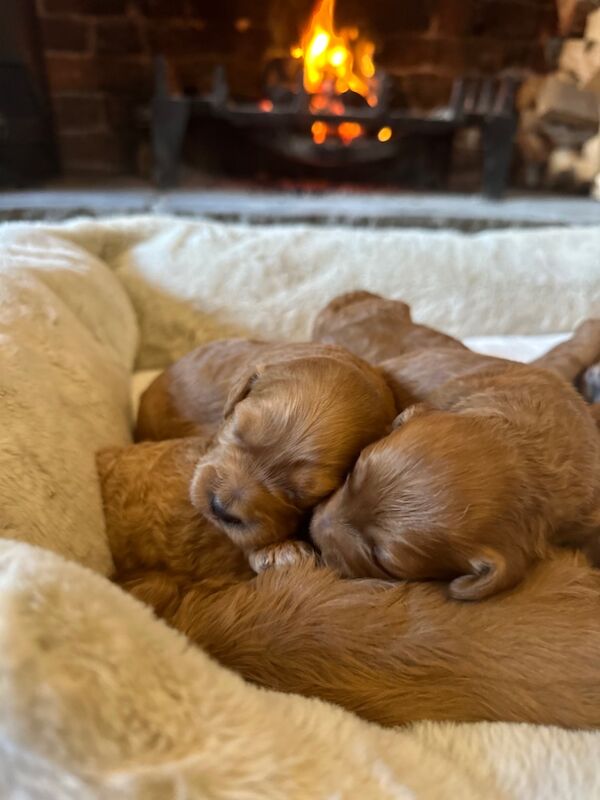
0 218 600 799
45 216 600 368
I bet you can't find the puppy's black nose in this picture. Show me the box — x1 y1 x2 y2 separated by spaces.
210 494 244 526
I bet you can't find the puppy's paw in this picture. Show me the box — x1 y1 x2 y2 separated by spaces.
249 541 317 574
581 364 600 404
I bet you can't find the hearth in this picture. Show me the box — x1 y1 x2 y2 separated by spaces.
152 0 519 197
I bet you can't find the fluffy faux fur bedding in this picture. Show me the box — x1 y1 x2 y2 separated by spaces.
0 218 599 799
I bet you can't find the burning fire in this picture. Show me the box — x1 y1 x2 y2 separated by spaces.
291 0 378 145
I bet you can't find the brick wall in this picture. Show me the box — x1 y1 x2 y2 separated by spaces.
36 0 558 176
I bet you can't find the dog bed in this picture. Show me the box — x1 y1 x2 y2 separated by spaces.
1 217 600 799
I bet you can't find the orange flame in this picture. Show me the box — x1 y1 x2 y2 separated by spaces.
291 0 378 144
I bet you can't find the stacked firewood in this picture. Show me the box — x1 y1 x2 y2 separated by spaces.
517 1 600 197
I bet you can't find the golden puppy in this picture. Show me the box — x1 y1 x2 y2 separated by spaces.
189 343 396 570
103 440 600 729
96 437 254 586
312 290 466 364
120 553 600 729
136 339 275 441
313 290 600 388
311 338 600 600
136 340 396 570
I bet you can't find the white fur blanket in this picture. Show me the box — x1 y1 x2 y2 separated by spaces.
1 218 600 799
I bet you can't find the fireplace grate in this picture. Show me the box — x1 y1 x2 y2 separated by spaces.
152 56 519 198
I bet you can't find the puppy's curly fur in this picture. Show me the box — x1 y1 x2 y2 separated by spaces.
100 429 600 729
312 290 466 365
137 340 397 568
311 312 600 599
136 339 275 442
119 553 600 730
97 437 253 584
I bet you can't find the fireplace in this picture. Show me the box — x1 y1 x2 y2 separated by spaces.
153 54 519 196
31 0 562 192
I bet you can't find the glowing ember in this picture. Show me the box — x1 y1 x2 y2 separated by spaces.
258 99 274 112
309 120 364 146
235 17 251 33
377 126 392 142
338 121 363 145
291 0 378 145
311 121 328 145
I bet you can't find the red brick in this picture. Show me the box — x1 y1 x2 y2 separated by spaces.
41 0 129 14
95 56 151 91
139 0 189 17
388 73 454 110
472 1 547 39
500 40 547 70
381 34 538 76
41 17 90 52
148 21 231 54
45 54 151 93
58 130 125 172
52 93 106 130
45 54 99 91
104 94 139 128
231 0 270 26
95 19 144 54
187 0 237 24
369 1 435 34
380 37 466 74
434 0 477 36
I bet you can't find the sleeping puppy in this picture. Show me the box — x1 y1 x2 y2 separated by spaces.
137 340 397 571
311 337 600 600
120 551 600 730
313 289 600 388
136 339 275 442
107 447 600 729
97 437 255 584
312 290 466 364
189 343 397 571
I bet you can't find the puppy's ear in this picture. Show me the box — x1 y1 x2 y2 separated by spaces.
449 546 525 601
223 367 261 417
392 403 432 430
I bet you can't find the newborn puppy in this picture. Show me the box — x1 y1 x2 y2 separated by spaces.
313 290 600 392
189 343 397 570
136 339 275 441
312 344 600 600
312 290 466 364
121 551 600 730
96 437 254 584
